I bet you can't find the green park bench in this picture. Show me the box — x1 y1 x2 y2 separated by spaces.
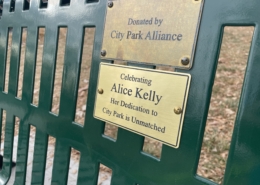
0 0 260 184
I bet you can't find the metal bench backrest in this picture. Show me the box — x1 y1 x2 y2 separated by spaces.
0 0 260 184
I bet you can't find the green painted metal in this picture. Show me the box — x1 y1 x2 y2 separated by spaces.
0 0 259 184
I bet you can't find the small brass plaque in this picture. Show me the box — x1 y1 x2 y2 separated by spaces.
102 0 203 68
94 63 191 148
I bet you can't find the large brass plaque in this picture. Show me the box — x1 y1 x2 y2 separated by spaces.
102 0 203 68
94 63 191 148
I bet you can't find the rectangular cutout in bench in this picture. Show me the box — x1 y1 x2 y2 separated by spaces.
60 0 70 6
97 164 112 185
197 26 254 184
86 0 99 3
39 0 48 9
74 27 95 125
23 0 30 10
11 117 20 179
17 27 27 99
142 137 162 160
4 28 13 93
0 110 6 156
44 136 56 184
32 27 45 106
9 0 15 12
25 125 36 184
104 122 118 140
67 148 80 185
51 27 67 115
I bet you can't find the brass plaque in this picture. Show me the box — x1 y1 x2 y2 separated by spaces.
94 63 191 148
102 0 203 69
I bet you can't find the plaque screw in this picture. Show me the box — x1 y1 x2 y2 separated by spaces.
98 88 104 94
174 107 183 115
108 1 113 8
101 50 106 57
181 57 190 66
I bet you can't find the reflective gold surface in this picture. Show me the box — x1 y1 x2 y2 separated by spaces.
102 0 203 69
94 63 191 148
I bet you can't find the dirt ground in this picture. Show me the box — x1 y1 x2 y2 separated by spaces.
2 26 254 184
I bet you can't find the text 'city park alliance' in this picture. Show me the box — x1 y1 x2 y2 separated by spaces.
110 17 183 41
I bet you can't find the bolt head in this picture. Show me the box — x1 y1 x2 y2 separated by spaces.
101 50 106 57
174 107 183 115
108 1 113 8
98 88 104 94
181 57 190 66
